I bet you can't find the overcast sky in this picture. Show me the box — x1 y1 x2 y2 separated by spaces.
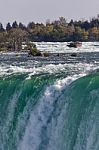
0 0 99 26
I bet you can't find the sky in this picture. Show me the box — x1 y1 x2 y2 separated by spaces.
0 0 99 26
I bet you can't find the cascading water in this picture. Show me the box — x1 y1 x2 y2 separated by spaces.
0 71 99 150
0 42 99 150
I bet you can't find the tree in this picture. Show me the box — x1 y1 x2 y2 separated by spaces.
19 22 26 30
7 28 27 51
59 17 67 25
0 23 4 32
0 31 8 51
12 21 18 28
81 29 89 41
27 22 35 29
81 21 90 30
6 22 12 31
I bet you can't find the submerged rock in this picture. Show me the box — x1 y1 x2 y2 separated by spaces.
67 41 82 48
70 53 77 57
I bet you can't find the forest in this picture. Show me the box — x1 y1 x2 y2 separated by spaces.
0 15 99 51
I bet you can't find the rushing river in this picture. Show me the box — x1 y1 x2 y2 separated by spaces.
0 42 99 150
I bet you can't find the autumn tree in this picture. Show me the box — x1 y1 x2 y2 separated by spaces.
7 28 27 51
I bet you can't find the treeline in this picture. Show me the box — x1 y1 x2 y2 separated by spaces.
0 16 99 51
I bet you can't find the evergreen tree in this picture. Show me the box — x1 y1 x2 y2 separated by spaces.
27 22 35 29
12 21 18 28
6 22 12 31
19 22 26 30
0 23 4 32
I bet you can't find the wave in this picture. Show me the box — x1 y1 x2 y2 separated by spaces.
0 72 99 150
0 62 95 79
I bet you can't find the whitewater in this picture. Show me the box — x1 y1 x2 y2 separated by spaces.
0 42 99 150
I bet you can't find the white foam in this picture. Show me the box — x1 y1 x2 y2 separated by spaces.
0 62 95 80
35 42 99 53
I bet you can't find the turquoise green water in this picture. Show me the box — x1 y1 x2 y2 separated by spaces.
0 72 99 150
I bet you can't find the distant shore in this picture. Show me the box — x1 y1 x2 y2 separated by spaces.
0 15 99 53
